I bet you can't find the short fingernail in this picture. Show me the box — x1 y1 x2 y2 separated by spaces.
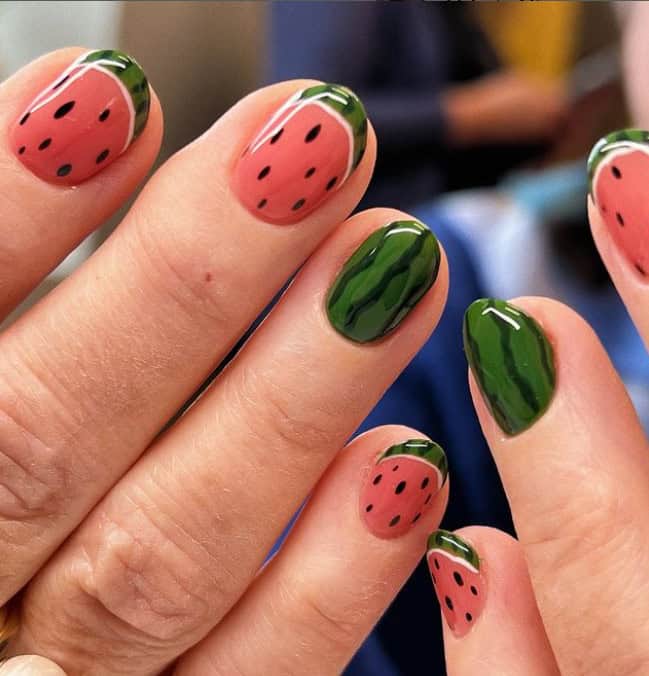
428 530 485 638
233 83 367 225
588 129 649 279
11 49 150 185
327 220 441 343
360 439 447 539
463 298 555 435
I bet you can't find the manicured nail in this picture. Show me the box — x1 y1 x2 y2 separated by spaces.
588 129 649 279
11 49 150 185
327 220 441 343
463 299 555 436
427 530 485 638
233 83 367 225
360 439 447 539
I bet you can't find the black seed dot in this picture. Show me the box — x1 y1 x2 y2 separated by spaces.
96 149 109 164
292 198 306 211
434 558 440 570
445 596 453 610
612 165 622 179
373 474 382 486
389 515 401 527
392 465 399 472
601 204 607 213
616 212 624 226
421 477 430 490
395 481 407 495
99 108 110 122
305 167 316 178
412 513 421 523
19 112 30 125
18 146 25 154
425 493 432 505
470 585 478 596
636 262 646 276
56 164 72 177
257 165 271 180
326 176 338 191
53 101 75 119
257 198 267 209
453 571 464 587
465 613 473 622
53 74 69 90
365 504 373 513
38 138 51 151
270 128 284 144
305 124 321 143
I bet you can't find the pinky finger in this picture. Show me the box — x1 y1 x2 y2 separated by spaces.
431 527 559 676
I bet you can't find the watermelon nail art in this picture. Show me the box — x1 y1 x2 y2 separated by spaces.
588 129 649 279
427 530 485 638
11 49 150 185
233 83 367 225
361 439 447 539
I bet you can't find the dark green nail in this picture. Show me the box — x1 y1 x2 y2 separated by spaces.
326 220 441 343
463 299 555 435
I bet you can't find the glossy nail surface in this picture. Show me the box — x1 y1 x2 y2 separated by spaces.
464 299 555 436
233 83 367 225
588 129 649 279
427 530 485 638
11 49 150 185
327 220 440 343
360 439 447 539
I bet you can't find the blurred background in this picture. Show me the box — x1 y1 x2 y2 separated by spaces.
1 2 645 674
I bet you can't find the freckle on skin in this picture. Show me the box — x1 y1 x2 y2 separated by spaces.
205 272 213 282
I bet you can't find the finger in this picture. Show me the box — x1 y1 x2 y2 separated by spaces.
0 47 162 318
431 527 558 676
17 209 447 674
176 425 449 675
0 656 66 676
0 80 373 603
463 297 649 674
587 129 649 347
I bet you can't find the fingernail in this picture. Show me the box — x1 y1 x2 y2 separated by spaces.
588 129 649 279
428 530 485 638
360 439 447 539
327 220 441 343
233 83 367 225
0 656 67 675
463 299 555 435
11 49 150 185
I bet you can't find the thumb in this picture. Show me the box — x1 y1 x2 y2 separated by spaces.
0 657 66 676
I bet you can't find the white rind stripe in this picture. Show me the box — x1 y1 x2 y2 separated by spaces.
427 548 479 574
377 453 444 488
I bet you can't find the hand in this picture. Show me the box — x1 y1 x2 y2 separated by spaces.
442 70 567 146
435 131 649 674
0 48 452 674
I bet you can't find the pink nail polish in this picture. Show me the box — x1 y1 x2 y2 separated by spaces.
232 84 367 225
11 49 150 185
427 530 485 638
589 129 649 279
360 440 447 539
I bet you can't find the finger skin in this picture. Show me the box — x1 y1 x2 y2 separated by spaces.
176 425 449 676
0 79 375 606
15 209 447 674
0 47 163 318
440 527 559 676
468 297 649 675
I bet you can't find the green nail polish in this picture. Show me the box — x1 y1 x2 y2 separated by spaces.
463 299 555 435
326 220 441 343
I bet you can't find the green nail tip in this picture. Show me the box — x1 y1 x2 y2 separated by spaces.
427 530 480 571
326 220 441 344
82 49 150 139
587 128 649 194
380 439 448 483
300 83 367 169
463 299 555 436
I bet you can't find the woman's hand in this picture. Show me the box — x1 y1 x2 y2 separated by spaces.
0 49 452 674
437 130 649 674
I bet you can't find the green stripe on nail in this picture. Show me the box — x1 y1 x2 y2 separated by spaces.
427 530 480 571
380 439 448 483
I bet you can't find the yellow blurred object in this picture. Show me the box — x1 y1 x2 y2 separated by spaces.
475 2 581 78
